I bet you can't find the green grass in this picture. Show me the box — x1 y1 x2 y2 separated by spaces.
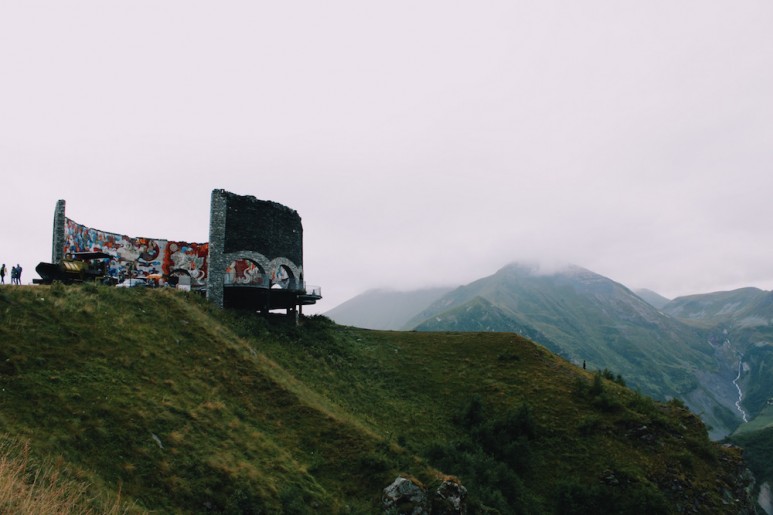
728 426 773 492
728 405 773 494
733 405 773 436
0 284 757 513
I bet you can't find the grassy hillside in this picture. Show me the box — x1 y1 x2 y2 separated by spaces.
0 284 757 513
408 264 717 398
405 264 745 438
734 405 773 437
728 424 773 511
729 405 773 496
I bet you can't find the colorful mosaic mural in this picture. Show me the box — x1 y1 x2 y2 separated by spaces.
222 259 293 288
225 259 266 286
63 218 209 287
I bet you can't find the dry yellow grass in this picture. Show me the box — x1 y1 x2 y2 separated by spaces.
0 438 132 515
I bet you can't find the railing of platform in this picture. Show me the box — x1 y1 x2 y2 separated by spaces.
221 274 319 296
305 285 322 297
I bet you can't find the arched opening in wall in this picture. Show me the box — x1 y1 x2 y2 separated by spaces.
169 269 191 291
271 264 294 289
225 259 267 287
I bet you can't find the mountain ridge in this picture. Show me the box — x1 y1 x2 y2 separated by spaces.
344 263 753 439
324 286 454 330
635 288 671 310
323 262 773 509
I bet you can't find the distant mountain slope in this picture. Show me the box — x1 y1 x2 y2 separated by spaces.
324 286 453 330
664 288 773 512
635 288 671 310
664 289 773 412
407 263 743 438
664 289 773 424
0 284 757 513
664 287 771 325
410 295 559 346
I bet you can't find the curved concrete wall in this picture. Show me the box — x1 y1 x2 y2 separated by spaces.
207 189 304 307
48 189 310 310
61 216 209 287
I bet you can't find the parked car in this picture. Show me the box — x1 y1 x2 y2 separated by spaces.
116 278 148 288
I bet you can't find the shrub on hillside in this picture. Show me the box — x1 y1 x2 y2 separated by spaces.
424 398 541 512
555 476 669 515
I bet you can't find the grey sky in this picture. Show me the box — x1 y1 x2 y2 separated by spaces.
2 1 772 311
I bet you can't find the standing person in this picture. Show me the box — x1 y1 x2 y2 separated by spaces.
0 264 5 284
15 264 22 285
10 265 18 285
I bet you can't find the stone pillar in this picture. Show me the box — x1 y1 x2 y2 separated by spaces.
207 190 227 308
52 200 66 263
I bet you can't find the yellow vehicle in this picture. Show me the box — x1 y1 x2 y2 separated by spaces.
33 252 112 284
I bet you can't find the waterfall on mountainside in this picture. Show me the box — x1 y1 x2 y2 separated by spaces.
733 353 749 423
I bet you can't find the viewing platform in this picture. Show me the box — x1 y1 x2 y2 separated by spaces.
223 276 321 313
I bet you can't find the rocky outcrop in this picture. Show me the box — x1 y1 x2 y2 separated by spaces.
759 481 772 515
431 479 468 514
383 476 429 514
383 476 467 515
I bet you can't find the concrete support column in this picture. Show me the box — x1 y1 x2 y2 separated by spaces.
207 190 227 308
52 200 66 263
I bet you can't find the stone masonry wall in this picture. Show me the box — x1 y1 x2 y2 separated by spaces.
207 189 304 308
223 192 303 263
207 190 228 307
52 199 66 263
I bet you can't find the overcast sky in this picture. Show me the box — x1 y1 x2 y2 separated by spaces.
2 1 772 311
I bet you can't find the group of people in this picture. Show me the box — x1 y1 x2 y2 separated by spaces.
0 263 22 285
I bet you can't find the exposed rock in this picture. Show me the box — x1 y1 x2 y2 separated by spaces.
383 476 429 514
431 479 467 514
758 481 772 515
383 476 468 514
